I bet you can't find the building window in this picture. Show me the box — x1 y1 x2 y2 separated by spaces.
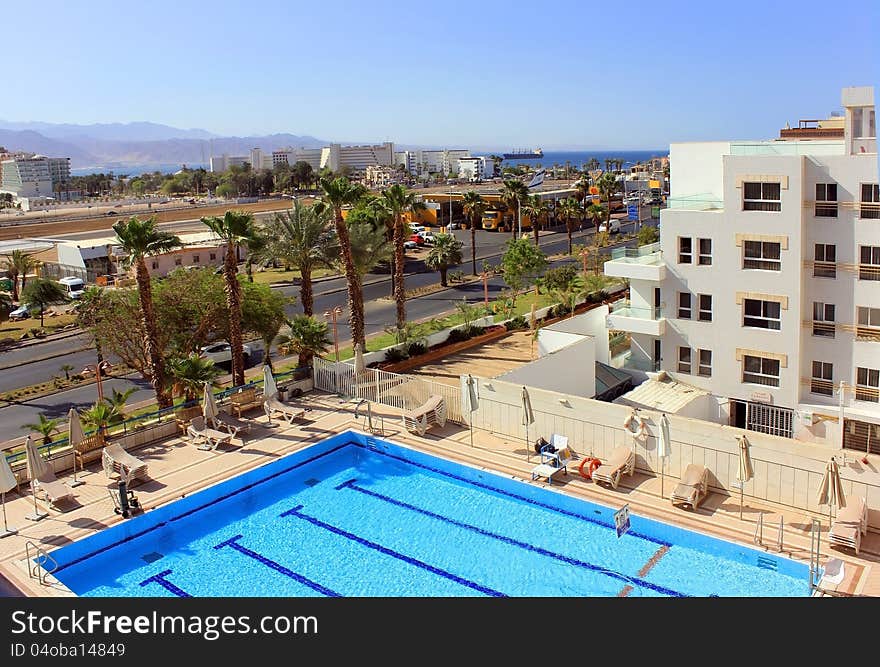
812 302 835 338
743 241 781 271
698 238 712 265
698 294 712 322
678 292 692 319
811 361 833 396
861 184 880 219
192 255 200 264
815 183 838 217
859 245 880 280
857 306 880 341
743 298 781 330
174 257 182 266
698 349 712 377
678 237 692 264
813 244 836 278
678 347 691 374
151 260 159 270
743 181 781 212
743 355 780 387
210 253 217 261
856 367 880 403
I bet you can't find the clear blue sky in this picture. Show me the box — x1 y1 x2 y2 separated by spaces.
6 0 878 149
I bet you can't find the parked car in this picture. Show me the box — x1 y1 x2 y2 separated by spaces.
419 231 437 244
408 224 426 235
58 276 85 299
446 221 461 230
403 240 419 250
599 219 621 234
199 342 252 365
8 303 34 320
409 234 426 246
104 210 119 216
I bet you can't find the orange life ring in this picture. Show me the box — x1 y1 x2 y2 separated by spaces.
579 457 602 480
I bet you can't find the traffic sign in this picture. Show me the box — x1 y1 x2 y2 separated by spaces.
614 504 631 538
627 205 639 221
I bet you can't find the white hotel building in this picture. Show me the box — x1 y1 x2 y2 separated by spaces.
605 86 878 453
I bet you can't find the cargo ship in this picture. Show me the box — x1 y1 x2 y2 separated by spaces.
502 148 543 159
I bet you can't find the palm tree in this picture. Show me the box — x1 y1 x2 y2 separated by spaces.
557 198 583 255
0 292 11 322
21 414 61 446
104 387 137 423
59 364 74 381
501 179 529 238
573 178 592 206
3 249 37 301
345 219 393 279
586 201 605 234
81 402 119 440
21 278 65 327
425 233 463 287
75 286 108 366
380 184 426 334
318 177 368 347
200 210 258 388
113 216 182 408
522 195 549 247
550 275 587 317
461 191 487 276
596 172 618 229
488 155 503 177
255 201 334 316
168 354 222 403
276 315 332 371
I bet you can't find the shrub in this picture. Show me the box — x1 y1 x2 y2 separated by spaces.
407 341 428 357
538 265 578 293
587 290 609 304
384 347 410 363
550 304 569 319
466 325 485 338
505 315 528 331
446 328 471 343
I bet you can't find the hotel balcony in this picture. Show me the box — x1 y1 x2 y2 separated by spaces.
603 242 666 281
605 299 666 336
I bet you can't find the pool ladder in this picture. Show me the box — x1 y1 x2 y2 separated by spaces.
25 541 58 586
354 399 384 436
754 512 784 552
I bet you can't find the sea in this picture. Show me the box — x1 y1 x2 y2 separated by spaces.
70 162 208 176
477 149 666 170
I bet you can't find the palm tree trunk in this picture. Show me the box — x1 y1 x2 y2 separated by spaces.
300 266 314 316
510 206 517 239
135 259 172 408
439 266 448 287
334 211 365 346
225 243 246 387
567 219 573 255
10 271 18 301
534 217 540 247
470 218 477 276
392 215 406 331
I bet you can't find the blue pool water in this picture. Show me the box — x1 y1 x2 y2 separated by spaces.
49 432 811 597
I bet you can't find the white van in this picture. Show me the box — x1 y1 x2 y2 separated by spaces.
58 276 85 299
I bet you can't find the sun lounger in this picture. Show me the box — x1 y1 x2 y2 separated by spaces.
32 469 75 511
264 395 306 425
671 463 709 511
829 496 868 555
102 443 149 484
210 410 252 439
402 395 446 436
187 415 234 451
591 445 635 490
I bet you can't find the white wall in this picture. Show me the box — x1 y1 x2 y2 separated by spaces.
669 141 729 200
498 338 596 399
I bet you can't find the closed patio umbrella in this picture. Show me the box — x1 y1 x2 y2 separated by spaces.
657 413 671 499
522 386 535 461
817 456 846 525
262 364 277 399
736 435 754 520
202 382 219 422
67 407 85 487
24 435 49 522
0 451 17 538
466 375 479 449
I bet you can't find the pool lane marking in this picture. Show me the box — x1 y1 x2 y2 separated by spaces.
336 479 687 598
139 569 192 598
280 505 506 598
213 534 341 597
618 545 670 597
360 445 671 547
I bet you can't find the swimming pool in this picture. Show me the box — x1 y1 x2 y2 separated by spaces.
49 431 811 597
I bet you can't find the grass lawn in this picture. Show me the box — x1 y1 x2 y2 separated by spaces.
249 267 337 285
0 312 78 340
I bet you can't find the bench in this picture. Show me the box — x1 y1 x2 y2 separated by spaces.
402 395 446 436
173 405 202 435
74 432 106 472
228 387 263 418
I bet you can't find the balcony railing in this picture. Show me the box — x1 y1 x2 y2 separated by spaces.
856 326 880 342
608 242 662 263
729 140 845 157
609 299 664 320
666 193 723 211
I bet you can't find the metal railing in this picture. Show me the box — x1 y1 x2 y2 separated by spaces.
729 140 845 157
608 299 664 320
665 193 723 211
25 541 58 586
609 242 661 261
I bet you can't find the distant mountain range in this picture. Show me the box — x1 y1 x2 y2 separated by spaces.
0 120 328 171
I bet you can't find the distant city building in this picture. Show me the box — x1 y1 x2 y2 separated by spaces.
209 155 249 172
249 148 272 170
271 147 323 170
394 149 471 177
320 142 394 173
364 165 399 188
457 156 490 182
0 154 71 199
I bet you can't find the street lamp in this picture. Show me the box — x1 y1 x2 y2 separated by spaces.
81 360 111 402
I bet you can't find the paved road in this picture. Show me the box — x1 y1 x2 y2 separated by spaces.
0 218 644 431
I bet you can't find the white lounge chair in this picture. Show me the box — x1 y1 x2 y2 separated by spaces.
187 415 234 451
591 445 636 490
32 468 75 511
210 409 252 439
264 395 305 425
829 496 868 555
402 395 447 436
671 463 709 511
102 443 149 484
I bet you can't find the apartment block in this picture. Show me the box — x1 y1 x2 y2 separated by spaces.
605 86 878 453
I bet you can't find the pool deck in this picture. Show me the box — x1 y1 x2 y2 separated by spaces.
1 392 877 598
